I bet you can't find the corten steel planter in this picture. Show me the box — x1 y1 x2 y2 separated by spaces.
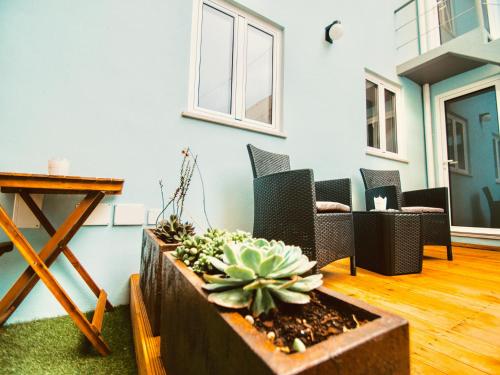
140 228 179 336
160 252 410 375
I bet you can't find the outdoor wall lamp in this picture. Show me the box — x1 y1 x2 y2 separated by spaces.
325 20 344 43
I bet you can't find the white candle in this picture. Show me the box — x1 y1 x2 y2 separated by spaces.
374 196 387 211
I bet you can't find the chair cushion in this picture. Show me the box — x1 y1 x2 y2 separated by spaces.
402 206 444 213
316 201 351 213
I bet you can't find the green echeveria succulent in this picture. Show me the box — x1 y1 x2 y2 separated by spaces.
154 214 195 244
202 238 323 317
173 229 251 274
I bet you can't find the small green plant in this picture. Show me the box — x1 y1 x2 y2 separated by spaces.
154 148 196 243
154 214 195 244
202 239 323 317
173 229 251 274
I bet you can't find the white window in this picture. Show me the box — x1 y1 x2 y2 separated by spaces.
184 0 284 137
365 71 403 160
446 112 470 175
494 135 500 183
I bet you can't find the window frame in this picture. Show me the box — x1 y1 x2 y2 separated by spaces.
184 0 284 137
446 112 470 176
493 134 500 183
364 71 405 162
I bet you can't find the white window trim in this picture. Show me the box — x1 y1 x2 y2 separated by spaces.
364 70 406 162
446 112 471 176
434 76 500 238
184 0 285 137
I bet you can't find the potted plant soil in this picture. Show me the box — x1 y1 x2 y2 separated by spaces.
140 148 196 336
161 236 410 375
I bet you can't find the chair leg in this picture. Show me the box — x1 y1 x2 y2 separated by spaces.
350 256 356 276
447 245 453 261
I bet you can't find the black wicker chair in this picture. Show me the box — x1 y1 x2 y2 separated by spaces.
483 187 500 228
247 144 356 275
0 241 13 257
360 168 452 260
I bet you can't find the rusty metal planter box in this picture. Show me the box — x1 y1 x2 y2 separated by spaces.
160 252 410 375
139 228 178 336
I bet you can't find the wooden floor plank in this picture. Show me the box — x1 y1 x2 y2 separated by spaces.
323 246 500 375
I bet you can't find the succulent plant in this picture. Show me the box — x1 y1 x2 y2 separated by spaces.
154 214 195 244
202 239 323 317
173 229 251 274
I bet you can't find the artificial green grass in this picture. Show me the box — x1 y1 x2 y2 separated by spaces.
0 305 137 375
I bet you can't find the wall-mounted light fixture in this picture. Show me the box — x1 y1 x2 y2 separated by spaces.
325 20 344 43
479 112 492 125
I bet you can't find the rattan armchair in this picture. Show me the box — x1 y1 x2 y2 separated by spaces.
247 144 356 275
483 187 500 228
360 168 452 260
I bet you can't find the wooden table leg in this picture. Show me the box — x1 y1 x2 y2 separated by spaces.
0 204 110 355
0 192 104 326
20 192 113 311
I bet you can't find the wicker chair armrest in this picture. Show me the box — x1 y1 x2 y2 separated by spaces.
315 178 352 207
0 241 14 257
365 186 400 210
403 187 449 214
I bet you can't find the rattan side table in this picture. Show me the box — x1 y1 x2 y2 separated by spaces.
353 211 423 276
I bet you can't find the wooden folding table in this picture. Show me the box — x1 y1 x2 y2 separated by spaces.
0 172 124 356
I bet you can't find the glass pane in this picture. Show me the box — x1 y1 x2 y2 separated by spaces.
446 118 454 160
245 25 273 124
198 4 234 114
455 121 466 170
438 0 479 44
366 80 380 149
444 86 499 229
494 138 500 179
385 89 398 153
438 0 455 43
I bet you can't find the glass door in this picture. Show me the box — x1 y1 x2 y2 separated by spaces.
444 86 500 231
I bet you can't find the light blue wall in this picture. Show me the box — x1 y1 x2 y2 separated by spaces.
431 64 500 246
0 0 427 323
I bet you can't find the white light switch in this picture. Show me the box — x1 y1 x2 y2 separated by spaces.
113 204 145 226
147 209 162 225
78 203 111 226
13 194 44 229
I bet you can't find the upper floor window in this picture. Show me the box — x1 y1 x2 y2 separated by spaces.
184 0 284 137
365 72 402 158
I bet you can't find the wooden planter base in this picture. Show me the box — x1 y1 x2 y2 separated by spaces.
140 229 179 336
161 253 410 375
130 274 166 375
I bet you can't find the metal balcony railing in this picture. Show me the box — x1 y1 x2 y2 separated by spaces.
395 0 499 64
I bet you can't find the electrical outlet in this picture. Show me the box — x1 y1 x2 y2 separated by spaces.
13 194 44 229
77 203 111 226
113 204 145 226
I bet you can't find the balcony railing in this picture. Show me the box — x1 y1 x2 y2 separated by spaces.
395 0 500 64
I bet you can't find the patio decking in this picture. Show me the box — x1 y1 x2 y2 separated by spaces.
323 245 500 374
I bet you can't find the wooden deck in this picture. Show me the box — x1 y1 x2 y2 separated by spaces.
323 246 500 375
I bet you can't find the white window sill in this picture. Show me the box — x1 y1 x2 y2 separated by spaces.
450 169 472 177
182 111 286 138
366 148 408 163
